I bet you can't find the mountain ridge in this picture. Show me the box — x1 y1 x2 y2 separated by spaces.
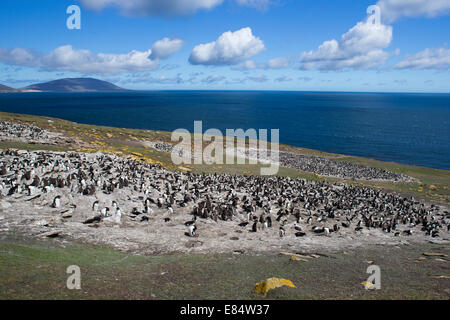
19 78 129 93
0 84 19 93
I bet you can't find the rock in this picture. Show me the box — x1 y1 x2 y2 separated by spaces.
184 240 203 248
0 201 11 209
34 219 49 227
36 230 62 238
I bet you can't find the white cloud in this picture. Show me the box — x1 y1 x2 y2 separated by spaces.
225 77 247 84
122 73 185 84
79 0 224 17
233 60 258 70
377 0 450 23
247 74 269 82
202 74 226 83
41 45 158 74
235 0 270 11
150 38 184 60
300 19 393 71
189 27 265 65
267 57 289 69
0 47 37 67
0 37 183 74
395 48 450 70
275 76 292 82
233 56 290 70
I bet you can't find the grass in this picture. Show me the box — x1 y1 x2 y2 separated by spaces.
1 111 449 203
0 235 449 300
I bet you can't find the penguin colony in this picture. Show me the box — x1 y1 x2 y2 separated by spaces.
147 141 412 182
0 120 70 146
0 121 54 143
1 149 448 242
277 152 411 182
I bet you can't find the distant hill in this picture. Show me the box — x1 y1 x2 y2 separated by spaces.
22 78 129 92
0 84 19 93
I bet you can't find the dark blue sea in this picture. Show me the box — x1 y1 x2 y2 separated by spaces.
0 91 449 170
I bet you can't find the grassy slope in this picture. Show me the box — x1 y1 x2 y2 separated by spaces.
0 235 449 300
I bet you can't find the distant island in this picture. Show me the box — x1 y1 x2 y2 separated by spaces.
0 78 129 93
0 84 19 93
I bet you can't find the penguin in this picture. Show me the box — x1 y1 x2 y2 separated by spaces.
164 218 171 222
251 221 258 232
259 215 265 224
295 232 306 237
324 227 330 236
101 207 110 217
238 221 249 227
52 196 61 208
266 216 272 228
131 207 141 216
144 204 153 214
403 229 413 236
141 216 149 222
279 226 285 238
184 215 197 226
92 201 99 212
188 224 197 237
83 215 102 224
114 208 122 224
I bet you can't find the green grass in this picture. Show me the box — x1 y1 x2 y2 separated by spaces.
0 235 449 299
0 141 67 152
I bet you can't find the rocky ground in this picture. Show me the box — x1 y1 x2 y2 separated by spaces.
0 120 77 147
0 148 448 255
145 140 413 182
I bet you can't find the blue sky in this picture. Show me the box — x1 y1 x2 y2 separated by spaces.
0 0 449 92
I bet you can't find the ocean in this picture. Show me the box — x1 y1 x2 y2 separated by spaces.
0 91 449 170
